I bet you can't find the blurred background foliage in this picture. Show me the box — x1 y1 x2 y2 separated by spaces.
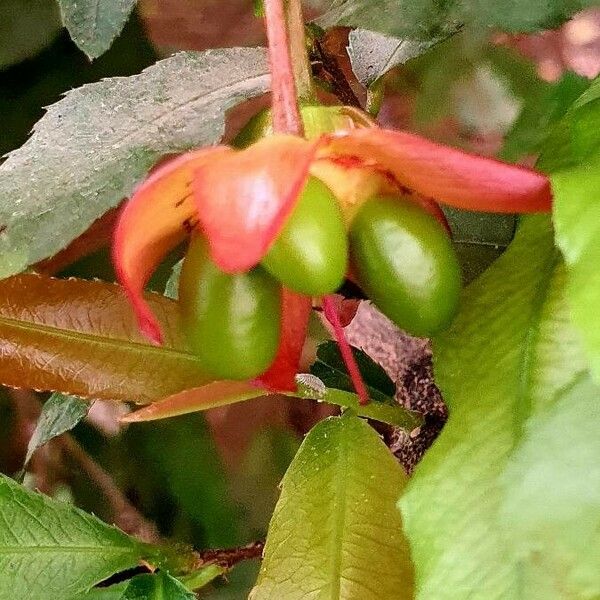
0 0 599 596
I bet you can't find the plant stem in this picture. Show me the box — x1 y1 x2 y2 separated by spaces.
190 540 265 569
285 0 317 103
264 0 304 135
322 295 370 405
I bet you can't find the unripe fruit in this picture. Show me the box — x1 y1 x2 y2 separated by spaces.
262 177 348 296
349 197 461 337
179 236 281 380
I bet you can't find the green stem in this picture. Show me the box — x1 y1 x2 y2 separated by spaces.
285 0 317 103
366 78 385 117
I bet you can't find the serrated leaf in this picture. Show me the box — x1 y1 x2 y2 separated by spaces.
250 414 414 600
311 340 395 402
399 215 590 599
499 374 600 598
0 0 62 70
0 273 210 403
0 474 162 600
348 28 457 87
537 76 600 384
0 48 269 278
58 0 137 59
317 0 594 38
23 393 90 470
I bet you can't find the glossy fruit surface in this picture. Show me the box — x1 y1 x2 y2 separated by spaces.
349 196 461 336
179 236 281 380
261 176 348 296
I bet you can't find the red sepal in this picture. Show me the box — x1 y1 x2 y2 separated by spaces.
321 129 552 213
193 135 319 273
113 147 231 343
255 288 312 392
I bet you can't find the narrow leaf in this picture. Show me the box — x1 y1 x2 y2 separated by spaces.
250 414 414 600
399 215 589 599
23 393 90 469
122 381 262 422
58 0 136 59
0 474 161 600
0 48 269 278
0 274 210 403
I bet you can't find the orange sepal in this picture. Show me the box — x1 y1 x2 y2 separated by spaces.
255 288 312 392
193 135 320 273
121 380 263 422
321 129 552 213
113 147 231 343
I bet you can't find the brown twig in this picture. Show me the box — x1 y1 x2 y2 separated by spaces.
190 540 265 570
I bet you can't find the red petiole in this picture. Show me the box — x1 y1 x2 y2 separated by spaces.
322 295 370 405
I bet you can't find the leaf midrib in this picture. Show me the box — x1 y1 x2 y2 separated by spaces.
0 312 200 365
328 424 349 599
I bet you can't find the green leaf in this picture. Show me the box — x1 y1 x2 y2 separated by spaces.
22 393 90 470
120 571 195 599
317 0 594 38
0 274 210 403
124 413 241 547
74 567 224 599
501 72 590 162
537 76 600 383
0 48 269 278
443 207 516 283
58 0 137 59
250 414 414 600
310 340 396 403
0 474 161 600
347 27 457 87
0 0 62 69
499 374 600 598
399 215 590 599
231 428 300 536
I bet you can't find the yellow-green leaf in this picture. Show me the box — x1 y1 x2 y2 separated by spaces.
250 414 414 600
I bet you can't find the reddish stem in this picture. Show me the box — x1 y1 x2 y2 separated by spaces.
322 295 370 406
264 0 304 136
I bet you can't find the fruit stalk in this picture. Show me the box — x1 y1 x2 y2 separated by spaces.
284 0 317 103
322 295 370 406
263 0 304 135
